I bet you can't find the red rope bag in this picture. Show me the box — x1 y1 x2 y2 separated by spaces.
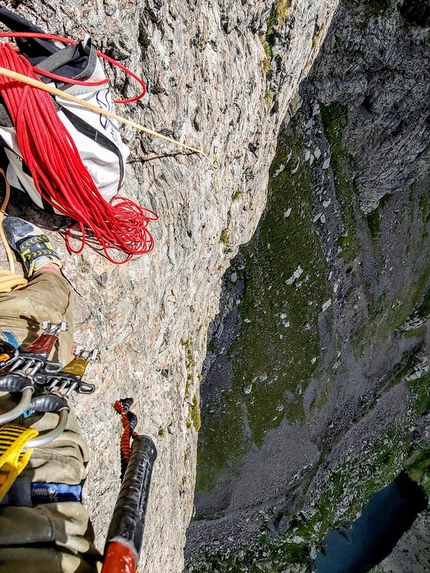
0 40 157 263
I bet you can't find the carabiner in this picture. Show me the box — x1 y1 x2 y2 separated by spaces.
25 394 70 448
0 372 34 425
0 341 19 372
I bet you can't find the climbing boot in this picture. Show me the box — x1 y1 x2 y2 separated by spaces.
2 216 62 277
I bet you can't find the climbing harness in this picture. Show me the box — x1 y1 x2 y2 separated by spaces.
0 423 38 500
102 399 157 573
0 320 96 500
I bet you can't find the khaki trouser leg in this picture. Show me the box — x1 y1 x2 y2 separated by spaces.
0 271 74 366
0 272 102 573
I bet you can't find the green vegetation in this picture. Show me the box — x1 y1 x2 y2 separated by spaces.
260 0 291 75
367 209 380 238
358 247 430 352
420 190 430 222
232 189 242 201
404 442 430 497
193 349 430 571
367 194 391 239
196 112 329 492
260 36 272 73
365 0 397 17
193 90 430 573
404 370 430 496
189 395 201 431
270 0 291 28
347 0 397 28
264 89 272 106
417 287 430 319
188 540 309 573
311 23 325 51
220 228 229 245
320 102 359 262
368 0 393 11
264 0 291 37
181 337 196 398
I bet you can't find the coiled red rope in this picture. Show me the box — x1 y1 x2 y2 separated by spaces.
0 39 157 263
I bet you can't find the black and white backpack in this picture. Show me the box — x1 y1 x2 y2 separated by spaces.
0 6 129 213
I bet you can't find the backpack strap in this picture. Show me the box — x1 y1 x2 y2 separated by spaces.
35 38 97 83
0 6 58 60
0 6 94 82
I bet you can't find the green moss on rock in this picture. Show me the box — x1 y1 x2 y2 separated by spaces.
196 113 329 491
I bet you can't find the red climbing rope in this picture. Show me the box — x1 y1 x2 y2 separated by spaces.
0 32 147 103
0 41 157 262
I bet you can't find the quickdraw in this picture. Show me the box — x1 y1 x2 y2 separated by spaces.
0 322 97 431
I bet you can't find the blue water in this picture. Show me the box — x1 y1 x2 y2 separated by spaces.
315 472 427 573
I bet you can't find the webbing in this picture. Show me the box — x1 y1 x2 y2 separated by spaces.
0 423 38 500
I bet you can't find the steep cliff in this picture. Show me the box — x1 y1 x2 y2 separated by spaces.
0 0 339 571
188 0 430 571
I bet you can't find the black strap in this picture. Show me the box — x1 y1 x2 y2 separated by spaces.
0 6 93 79
0 6 58 61
35 39 97 83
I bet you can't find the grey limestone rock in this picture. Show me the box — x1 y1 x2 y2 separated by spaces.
0 0 338 570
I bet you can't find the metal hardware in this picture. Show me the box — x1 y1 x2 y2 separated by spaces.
0 372 34 424
0 321 67 376
25 394 70 448
33 347 97 396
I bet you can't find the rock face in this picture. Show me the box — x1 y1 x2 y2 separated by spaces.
309 0 430 215
0 0 338 571
187 0 430 571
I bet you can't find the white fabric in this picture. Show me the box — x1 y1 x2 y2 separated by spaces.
0 49 129 213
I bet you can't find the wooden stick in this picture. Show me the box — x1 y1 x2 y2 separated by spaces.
0 67 214 164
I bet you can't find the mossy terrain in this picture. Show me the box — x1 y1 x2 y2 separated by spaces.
192 114 430 569
190 355 430 573
196 114 329 493
192 60 430 573
319 102 359 262
355 182 430 353
404 370 430 496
